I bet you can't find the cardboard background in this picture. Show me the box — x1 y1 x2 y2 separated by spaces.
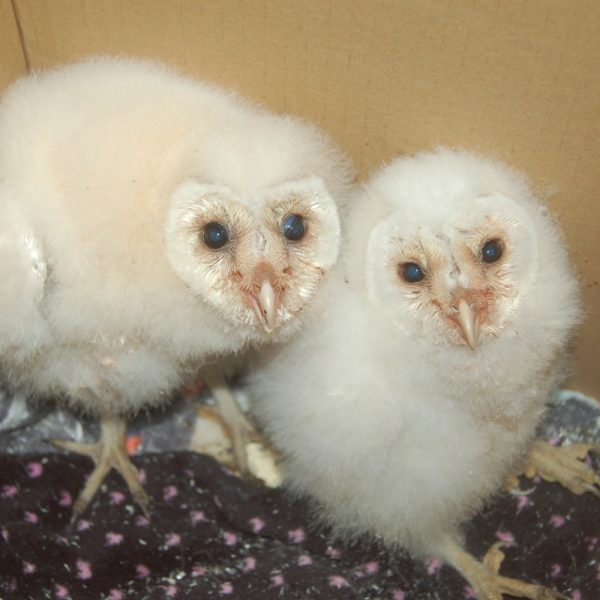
0 0 27 90
1 0 599 395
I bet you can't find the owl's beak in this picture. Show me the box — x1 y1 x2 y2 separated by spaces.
248 279 278 333
454 297 480 350
247 260 280 333
257 279 277 332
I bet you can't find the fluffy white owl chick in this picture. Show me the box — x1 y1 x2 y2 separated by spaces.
248 148 581 599
0 57 352 518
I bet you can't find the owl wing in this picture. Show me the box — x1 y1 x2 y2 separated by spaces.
0 200 49 355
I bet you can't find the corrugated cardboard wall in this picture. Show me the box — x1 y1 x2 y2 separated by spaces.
2 0 599 396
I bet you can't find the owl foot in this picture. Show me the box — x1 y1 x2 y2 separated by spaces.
518 439 600 498
47 414 149 522
204 373 256 476
439 538 568 600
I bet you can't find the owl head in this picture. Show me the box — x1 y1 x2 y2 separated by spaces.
348 148 579 353
164 113 350 340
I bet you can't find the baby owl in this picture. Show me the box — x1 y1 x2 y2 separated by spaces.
0 57 352 518
248 148 583 599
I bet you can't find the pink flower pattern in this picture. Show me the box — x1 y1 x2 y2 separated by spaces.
138 469 147 484
516 495 531 513
495 531 516 545
364 560 379 574
223 531 238 546
298 555 313 566
76 559 93 580
163 485 178 501
105 532 124 546
248 516 264 533
24 511 38 523
550 514 566 528
425 556 443 575
165 533 181 547
58 490 72 507
219 582 233 595
27 462 43 478
23 561 36 574
136 564 151 578
329 575 349 588
288 527 305 543
109 491 125 505
192 565 206 577
135 515 150 527
2 484 18 498
76 519 91 531
190 510 206 524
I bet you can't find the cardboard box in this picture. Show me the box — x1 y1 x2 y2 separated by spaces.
1 0 599 396
0 0 27 90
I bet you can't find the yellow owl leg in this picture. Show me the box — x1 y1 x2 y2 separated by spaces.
438 538 568 600
515 440 600 498
47 413 149 522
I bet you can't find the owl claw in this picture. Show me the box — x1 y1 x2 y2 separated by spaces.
48 414 149 520
440 538 568 600
517 440 600 498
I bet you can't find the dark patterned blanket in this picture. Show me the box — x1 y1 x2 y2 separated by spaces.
1 393 598 599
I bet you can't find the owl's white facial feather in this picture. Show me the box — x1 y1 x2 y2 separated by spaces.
165 176 340 335
365 191 539 349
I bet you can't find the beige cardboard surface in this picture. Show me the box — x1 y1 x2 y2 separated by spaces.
0 0 27 90
4 0 600 396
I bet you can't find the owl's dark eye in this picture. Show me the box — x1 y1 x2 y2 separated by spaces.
481 239 503 264
401 262 425 283
282 214 306 241
202 222 229 249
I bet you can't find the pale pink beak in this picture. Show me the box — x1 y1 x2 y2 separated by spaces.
249 280 278 333
455 297 480 350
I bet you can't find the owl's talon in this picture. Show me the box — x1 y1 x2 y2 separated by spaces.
583 482 600 499
481 542 505 573
516 440 600 498
131 488 151 517
440 538 567 600
49 414 148 519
